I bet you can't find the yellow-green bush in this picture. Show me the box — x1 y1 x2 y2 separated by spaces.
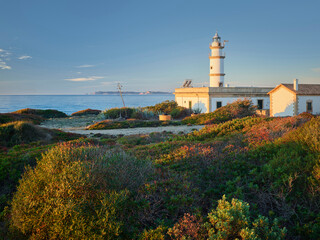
285 117 320 152
10 143 152 239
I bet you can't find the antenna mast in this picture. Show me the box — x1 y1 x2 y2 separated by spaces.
117 83 126 118
117 83 126 108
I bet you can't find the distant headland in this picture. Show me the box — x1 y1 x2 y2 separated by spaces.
89 91 173 95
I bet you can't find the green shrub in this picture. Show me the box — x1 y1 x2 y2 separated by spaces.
139 226 167 240
205 195 286 239
131 110 144 120
0 121 52 147
12 108 67 118
71 108 101 116
101 102 188 120
10 143 152 239
102 107 156 120
145 100 179 115
0 114 14 124
170 106 189 119
103 107 136 119
117 135 150 148
0 113 44 124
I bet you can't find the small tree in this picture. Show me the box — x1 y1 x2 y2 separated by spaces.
206 195 286 240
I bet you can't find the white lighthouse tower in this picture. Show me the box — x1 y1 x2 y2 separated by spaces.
209 32 226 87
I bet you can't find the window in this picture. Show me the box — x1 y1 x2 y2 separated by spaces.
189 101 192 109
257 99 263 110
216 101 222 109
306 101 313 112
210 66 213 70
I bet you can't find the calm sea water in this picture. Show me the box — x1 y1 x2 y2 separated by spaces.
0 94 175 115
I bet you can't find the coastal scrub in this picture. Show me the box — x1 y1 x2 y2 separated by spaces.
10 143 153 239
12 108 68 119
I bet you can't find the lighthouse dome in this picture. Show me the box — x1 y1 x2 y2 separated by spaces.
212 32 221 42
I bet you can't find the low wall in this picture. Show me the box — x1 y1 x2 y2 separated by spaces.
256 109 269 117
159 115 172 121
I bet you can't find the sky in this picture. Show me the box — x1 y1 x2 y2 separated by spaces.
0 0 319 95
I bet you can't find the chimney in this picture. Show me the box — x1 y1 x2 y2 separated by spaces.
294 79 298 91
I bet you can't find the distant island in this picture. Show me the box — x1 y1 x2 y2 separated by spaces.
90 91 173 95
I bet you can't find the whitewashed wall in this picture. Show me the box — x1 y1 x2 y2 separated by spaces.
298 96 320 115
210 97 270 112
270 87 295 117
176 96 209 113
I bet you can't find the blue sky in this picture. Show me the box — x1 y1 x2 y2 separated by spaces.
0 0 319 94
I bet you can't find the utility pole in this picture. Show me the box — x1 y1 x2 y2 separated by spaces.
117 83 126 118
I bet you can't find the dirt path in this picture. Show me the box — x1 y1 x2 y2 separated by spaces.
40 116 204 136
67 125 204 136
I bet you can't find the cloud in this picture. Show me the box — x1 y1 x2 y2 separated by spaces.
311 67 320 73
18 55 32 60
0 49 11 58
65 76 104 82
0 61 11 70
0 49 11 70
76 64 95 68
0 49 32 70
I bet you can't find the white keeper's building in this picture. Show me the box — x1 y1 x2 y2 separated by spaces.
174 32 320 116
268 80 320 116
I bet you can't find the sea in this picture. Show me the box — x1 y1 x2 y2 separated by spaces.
0 94 175 115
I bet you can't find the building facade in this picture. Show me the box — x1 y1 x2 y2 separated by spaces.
268 79 320 116
174 87 272 113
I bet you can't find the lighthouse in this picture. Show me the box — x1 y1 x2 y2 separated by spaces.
174 32 273 114
209 32 226 87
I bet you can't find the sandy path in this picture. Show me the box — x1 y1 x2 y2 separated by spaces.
67 125 204 136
